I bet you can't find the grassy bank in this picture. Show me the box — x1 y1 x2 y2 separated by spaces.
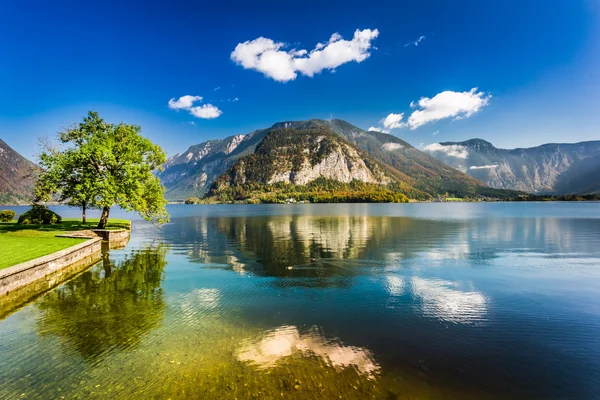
0 219 130 270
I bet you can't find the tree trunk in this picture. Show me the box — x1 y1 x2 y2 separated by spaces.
97 206 110 229
82 201 87 224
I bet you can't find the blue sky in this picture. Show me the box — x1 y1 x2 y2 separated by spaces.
0 0 598 160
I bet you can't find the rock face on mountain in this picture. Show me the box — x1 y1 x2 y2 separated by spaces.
0 139 38 205
424 139 600 194
159 119 501 201
210 126 395 193
286 119 490 198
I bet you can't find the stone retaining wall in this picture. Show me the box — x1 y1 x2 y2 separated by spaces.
0 249 102 319
0 237 102 297
0 226 131 318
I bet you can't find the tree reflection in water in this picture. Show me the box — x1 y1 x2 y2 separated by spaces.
36 245 168 360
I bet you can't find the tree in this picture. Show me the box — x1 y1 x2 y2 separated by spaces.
36 111 170 228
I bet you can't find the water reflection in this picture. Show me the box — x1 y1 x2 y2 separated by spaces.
3 206 600 399
36 245 168 360
162 214 600 279
237 325 380 379
387 276 487 324
162 215 461 279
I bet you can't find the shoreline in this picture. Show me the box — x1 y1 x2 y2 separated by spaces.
0 225 131 317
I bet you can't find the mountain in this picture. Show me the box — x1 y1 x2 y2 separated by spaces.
424 139 600 194
159 119 511 202
0 139 37 205
158 131 267 200
283 119 496 198
207 125 417 202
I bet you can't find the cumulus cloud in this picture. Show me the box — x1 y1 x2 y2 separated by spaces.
423 143 469 159
368 112 405 133
189 104 222 119
405 35 426 47
382 143 404 151
382 113 405 130
168 95 222 119
231 29 379 82
407 88 491 129
168 95 203 110
368 126 387 133
470 164 498 170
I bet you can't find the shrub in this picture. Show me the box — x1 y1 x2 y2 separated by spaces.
0 210 16 222
185 197 201 204
17 205 62 225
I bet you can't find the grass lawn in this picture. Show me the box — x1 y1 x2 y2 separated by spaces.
0 218 130 270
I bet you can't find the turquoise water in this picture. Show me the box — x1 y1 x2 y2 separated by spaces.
1 203 600 399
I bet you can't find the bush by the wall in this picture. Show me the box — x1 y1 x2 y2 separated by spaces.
17 205 62 225
0 210 16 222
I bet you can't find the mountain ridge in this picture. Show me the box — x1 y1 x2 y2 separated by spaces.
159 118 511 201
426 138 600 194
0 138 38 205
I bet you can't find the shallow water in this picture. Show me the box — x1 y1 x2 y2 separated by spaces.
2 203 600 399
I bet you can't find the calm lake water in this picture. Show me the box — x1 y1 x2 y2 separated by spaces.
1 203 600 399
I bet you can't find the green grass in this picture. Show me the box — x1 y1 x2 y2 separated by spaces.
0 219 130 270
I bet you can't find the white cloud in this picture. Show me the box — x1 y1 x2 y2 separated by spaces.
407 88 491 129
228 97 239 102
382 143 404 151
423 143 469 159
188 121 196 126
382 113 405 130
214 86 220 91
168 95 203 110
189 104 222 119
367 126 389 133
231 29 379 82
470 164 498 170
432 130 439 136
368 113 404 133
405 35 426 47
168 95 222 119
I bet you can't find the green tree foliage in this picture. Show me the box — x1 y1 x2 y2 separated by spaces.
36 111 169 228
185 197 202 204
510 193 600 201
208 178 409 204
17 204 62 224
0 210 16 222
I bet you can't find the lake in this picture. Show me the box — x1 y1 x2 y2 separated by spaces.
1 203 600 399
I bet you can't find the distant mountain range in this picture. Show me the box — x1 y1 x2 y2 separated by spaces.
3 124 598 205
0 139 37 205
159 119 507 201
424 139 600 194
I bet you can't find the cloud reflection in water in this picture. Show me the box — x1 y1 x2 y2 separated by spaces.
387 276 487 324
237 325 380 379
